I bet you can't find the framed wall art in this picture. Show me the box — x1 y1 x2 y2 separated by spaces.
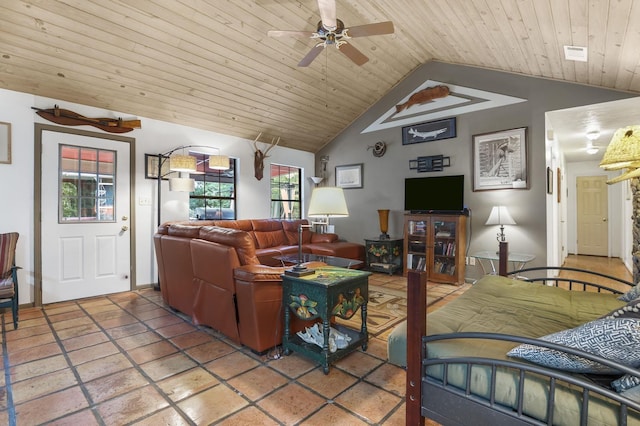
473 127 528 191
557 167 562 203
402 117 456 145
335 163 363 189
0 122 11 164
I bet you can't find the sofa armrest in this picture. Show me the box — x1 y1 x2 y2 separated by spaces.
234 264 286 281
233 261 327 281
310 232 338 243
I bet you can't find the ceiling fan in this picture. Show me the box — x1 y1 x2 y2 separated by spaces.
268 0 394 67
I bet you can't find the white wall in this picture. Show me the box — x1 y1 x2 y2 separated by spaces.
0 88 315 305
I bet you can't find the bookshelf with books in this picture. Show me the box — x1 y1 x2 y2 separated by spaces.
403 213 467 284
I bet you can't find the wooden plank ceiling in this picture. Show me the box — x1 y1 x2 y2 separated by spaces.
1 0 640 153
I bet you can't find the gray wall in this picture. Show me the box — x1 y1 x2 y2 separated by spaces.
318 61 633 281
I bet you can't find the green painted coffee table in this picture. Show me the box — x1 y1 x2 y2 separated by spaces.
282 266 371 374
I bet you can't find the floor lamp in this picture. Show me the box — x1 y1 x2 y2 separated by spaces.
154 146 229 290
155 145 229 227
485 205 516 276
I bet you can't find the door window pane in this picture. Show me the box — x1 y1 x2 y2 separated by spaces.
59 144 116 222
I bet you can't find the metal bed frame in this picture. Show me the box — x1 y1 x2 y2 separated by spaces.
405 267 640 425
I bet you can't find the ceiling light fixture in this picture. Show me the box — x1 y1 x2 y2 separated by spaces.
586 130 600 141
586 144 599 155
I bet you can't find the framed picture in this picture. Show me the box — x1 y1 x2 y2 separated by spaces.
557 168 562 203
546 167 553 194
145 154 176 180
0 122 11 164
402 117 456 145
473 127 528 191
335 163 363 189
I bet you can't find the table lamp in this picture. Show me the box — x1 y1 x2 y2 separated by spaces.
285 187 349 277
308 187 349 233
485 205 516 276
485 205 516 242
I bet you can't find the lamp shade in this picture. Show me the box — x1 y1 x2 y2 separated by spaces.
169 177 195 192
606 167 640 184
600 126 640 170
169 154 197 172
485 206 516 226
208 154 229 170
308 187 349 217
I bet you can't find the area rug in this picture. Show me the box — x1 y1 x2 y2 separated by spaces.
335 282 460 337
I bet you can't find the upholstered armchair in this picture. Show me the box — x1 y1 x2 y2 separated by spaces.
0 233 19 329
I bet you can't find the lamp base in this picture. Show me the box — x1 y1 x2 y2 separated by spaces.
285 265 315 277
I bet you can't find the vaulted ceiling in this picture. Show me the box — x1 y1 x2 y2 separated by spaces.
2 0 640 153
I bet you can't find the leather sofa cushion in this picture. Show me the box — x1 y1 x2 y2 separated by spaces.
252 219 288 248
255 245 299 266
199 226 260 265
311 233 338 243
212 220 253 232
167 224 201 238
305 241 365 262
282 219 312 245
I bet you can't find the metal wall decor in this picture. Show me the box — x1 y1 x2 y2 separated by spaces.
409 155 451 172
368 141 387 157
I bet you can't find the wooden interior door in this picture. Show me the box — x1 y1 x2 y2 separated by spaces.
576 176 608 256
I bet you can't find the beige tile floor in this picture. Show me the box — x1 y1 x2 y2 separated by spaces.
0 256 628 425
0 272 429 425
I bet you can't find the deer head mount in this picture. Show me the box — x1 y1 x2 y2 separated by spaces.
252 133 280 180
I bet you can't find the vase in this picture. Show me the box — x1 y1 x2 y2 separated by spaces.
377 209 390 240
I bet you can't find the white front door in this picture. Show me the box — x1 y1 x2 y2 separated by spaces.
576 175 608 256
41 130 131 303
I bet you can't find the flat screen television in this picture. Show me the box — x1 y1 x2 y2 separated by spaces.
404 175 465 213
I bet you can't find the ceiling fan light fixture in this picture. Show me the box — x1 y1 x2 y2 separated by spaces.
586 145 599 155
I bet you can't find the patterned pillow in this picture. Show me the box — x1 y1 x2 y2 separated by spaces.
612 374 640 392
601 299 640 320
619 283 640 302
507 318 640 373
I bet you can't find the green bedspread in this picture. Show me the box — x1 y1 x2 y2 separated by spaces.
388 274 638 426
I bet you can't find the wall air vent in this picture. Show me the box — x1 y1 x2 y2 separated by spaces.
563 45 588 62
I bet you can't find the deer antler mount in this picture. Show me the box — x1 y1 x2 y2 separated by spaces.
253 133 280 180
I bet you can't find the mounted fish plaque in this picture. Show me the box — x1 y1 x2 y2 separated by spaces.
409 155 450 173
402 117 456 145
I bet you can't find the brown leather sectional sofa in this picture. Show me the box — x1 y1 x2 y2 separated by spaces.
153 219 365 353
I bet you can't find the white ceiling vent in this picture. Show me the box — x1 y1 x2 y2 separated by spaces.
564 45 588 62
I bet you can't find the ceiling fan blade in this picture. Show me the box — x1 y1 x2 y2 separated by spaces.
338 42 369 66
298 45 325 67
347 21 395 38
317 0 337 30
268 30 315 38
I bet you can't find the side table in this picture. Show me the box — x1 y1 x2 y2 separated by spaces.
470 251 536 275
365 237 403 275
282 266 371 374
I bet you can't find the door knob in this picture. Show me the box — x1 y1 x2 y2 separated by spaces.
121 225 129 232
603 218 608 222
